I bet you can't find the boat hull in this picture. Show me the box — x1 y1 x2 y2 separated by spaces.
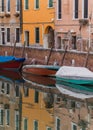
0 56 25 70
22 65 60 76
0 60 24 70
56 66 93 85
56 76 93 85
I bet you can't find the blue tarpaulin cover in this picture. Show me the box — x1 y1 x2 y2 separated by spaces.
0 56 25 63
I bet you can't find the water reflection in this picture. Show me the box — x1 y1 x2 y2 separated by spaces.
0 71 93 130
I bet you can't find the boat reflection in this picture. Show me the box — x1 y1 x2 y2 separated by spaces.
22 72 56 88
56 80 93 99
0 69 24 130
0 69 24 83
0 72 93 130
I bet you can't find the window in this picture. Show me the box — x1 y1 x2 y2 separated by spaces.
46 127 52 130
34 91 39 103
56 117 60 130
6 0 10 12
34 120 38 130
0 0 4 12
16 0 20 11
23 118 28 130
83 0 88 18
5 109 10 125
73 0 78 19
48 0 53 8
15 111 19 130
24 31 29 46
81 128 86 130
72 36 77 49
57 0 62 19
6 28 10 42
1 28 5 44
15 85 20 97
35 27 39 43
72 123 77 130
24 0 29 9
1 82 4 90
15 28 20 43
24 87 29 97
35 0 39 9
6 83 10 95
0 109 3 125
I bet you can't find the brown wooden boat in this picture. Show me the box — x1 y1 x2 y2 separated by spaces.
22 65 60 77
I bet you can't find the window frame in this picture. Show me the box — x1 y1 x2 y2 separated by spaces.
56 117 61 130
0 109 3 125
82 0 88 18
6 28 10 43
71 122 77 130
35 27 40 44
48 0 53 8
73 0 78 19
5 109 10 125
57 0 62 20
6 0 10 12
15 28 20 43
24 0 29 10
23 118 28 130
33 120 38 130
34 90 39 103
34 0 39 9
15 110 19 130
0 0 5 12
16 0 20 12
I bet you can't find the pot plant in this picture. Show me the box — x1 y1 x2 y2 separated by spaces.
14 12 19 17
79 19 89 26
5 13 10 17
78 119 89 129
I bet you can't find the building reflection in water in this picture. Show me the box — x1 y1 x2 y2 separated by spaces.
0 72 93 130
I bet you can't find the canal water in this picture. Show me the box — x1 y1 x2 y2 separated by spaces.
0 70 93 130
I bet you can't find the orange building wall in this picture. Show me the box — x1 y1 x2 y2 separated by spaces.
21 0 54 46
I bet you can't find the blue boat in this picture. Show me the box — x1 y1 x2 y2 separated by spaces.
0 56 25 70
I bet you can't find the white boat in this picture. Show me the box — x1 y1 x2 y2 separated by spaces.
56 66 93 85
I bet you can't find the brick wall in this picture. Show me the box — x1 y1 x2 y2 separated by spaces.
0 46 93 70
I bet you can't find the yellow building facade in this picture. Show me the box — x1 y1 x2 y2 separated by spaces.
21 0 54 48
